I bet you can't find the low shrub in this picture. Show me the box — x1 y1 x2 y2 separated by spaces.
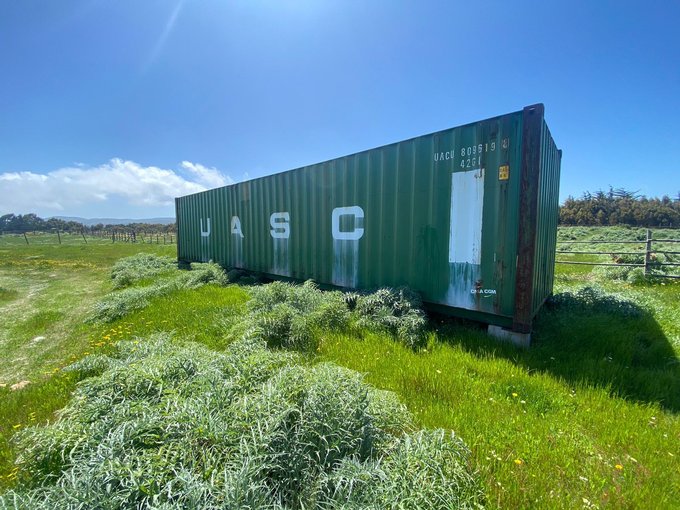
318 430 484 509
594 264 632 281
353 287 427 349
88 262 227 322
1 335 484 509
548 286 643 318
110 253 176 289
175 261 228 288
245 281 350 351
243 281 428 351
226 268 244 283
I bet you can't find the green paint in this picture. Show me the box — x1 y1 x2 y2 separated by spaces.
177 105 561 330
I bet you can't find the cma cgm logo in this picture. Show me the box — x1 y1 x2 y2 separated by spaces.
200 206 365 241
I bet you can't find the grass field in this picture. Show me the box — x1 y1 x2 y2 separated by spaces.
0 230 678 508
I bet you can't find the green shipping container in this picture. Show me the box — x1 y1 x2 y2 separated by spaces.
176 104 561 340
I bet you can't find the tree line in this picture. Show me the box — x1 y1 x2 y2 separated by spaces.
0 213 177 234
559 189 679 227
3 190 679 233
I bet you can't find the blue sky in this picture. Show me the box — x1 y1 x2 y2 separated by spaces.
1 0 678 218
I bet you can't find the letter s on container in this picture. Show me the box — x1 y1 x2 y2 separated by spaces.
332 206 364 241
270 212 290 239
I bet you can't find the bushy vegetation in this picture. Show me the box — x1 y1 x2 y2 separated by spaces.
0 335 484 509
110 253 176 289
94 256 426 350
243 281 350 351
0 213 176 234
0 214 85 234
352 287 427 349
548 286 643 318
239 281 427 352
89 258 227 322
559 189 679 227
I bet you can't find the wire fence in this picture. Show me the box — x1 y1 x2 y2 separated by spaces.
556 229 680 279
90 230 176 244
0 230 176 245
3 228 678 278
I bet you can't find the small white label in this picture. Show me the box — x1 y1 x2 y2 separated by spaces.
471 288 497 295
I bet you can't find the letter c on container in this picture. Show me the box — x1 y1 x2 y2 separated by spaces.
332 206 364 241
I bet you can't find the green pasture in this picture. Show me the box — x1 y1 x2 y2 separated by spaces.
0 229 678 508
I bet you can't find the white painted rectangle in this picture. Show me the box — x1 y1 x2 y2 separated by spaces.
449 168 484 264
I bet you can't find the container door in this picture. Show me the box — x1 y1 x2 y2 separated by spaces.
446 167 484 308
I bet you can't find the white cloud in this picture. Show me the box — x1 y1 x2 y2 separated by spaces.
0 158 232 217
180 161 233 188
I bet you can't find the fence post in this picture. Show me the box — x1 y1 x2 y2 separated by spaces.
56 230 61 244
644 229 652 276
23 232 29 245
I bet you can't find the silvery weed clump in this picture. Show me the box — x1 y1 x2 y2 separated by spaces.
548 286 643 318
353 287 427 349
243 281 427 351
1 334 484 509
95 254 428 348
244 281 351 351
110 253 177 289
89 260 228 323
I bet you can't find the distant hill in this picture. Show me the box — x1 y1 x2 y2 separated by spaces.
52 216 175 226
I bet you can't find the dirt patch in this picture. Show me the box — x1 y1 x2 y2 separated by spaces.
10 380 30 391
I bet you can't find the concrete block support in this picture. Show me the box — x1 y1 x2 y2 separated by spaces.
488 325 531 348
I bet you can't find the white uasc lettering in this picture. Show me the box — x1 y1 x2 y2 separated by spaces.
332 206 364 241
270 212 290 239
231 216 244 238
200 218 211 237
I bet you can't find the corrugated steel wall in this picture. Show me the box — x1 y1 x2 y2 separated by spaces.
531 120 562 316
176 105 561 331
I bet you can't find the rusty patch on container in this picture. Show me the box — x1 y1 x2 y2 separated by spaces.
513 104 544 333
